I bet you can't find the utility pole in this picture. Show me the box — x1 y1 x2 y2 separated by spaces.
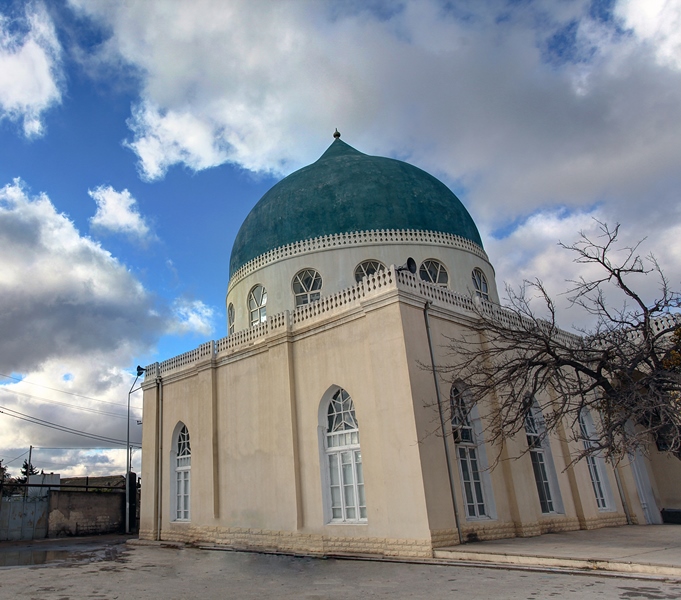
127 366 146 534
24 445 33 498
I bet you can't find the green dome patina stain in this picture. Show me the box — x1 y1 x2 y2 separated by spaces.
229 138 482 277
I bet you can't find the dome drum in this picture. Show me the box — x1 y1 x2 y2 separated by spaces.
226 236 497 333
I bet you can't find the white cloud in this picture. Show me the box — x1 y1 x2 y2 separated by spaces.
0 179 163 372
616 0 681 69
89 184 153 240
168 298 215 337
125 102 231 182
0 3 63 137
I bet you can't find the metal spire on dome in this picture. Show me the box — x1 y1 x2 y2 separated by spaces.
333 128 341 139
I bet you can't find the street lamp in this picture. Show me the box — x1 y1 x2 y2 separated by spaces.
126 365 146 534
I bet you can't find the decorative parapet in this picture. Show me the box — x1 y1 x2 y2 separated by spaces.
395 268 477 312
143 341 213 379
228 228 489 293
291 267 394 325
623 312 681 342
214 312 289 355
145 265 588 379
159 341 213 374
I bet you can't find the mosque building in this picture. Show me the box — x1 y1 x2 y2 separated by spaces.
139 133 677 556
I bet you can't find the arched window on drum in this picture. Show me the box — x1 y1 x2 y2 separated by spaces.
419 259 448 286
248 285 267 326
471 268 489 301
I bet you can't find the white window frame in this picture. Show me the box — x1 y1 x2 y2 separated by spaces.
227 302 235 335
579 409 615 511
450 385 496 520
471 268 489 301
248 284 267 327
171 423 191 522
318 387 367 524
419 259 449 286
354 260 386 283
524 401 564 515
292 269 322 306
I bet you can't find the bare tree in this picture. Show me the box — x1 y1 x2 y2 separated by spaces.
446 222 681 463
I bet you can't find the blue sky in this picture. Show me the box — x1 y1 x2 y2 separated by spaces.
1 0 680 477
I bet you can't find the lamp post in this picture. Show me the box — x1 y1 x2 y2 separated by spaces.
126 365 146 534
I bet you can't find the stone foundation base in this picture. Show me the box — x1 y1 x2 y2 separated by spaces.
579 513 629 529
431 522 518 547
139 526 433 558
139 512 632 558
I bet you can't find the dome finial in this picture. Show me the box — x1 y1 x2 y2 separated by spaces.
333 128 341 139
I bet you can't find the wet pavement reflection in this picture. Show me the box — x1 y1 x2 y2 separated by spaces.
0 549 71 567
0 534 130 569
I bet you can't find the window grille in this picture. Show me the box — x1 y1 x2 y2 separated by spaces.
451 385 486 518
354 260 386 283
175 424 191 521
472 268 489 300
292 269 322 306
228 303 235 335
524 406 555 513
579 411 608 509
248 285 267 326
325 388 366 522
419 259 448 286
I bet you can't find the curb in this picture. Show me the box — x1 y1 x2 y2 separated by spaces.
126 538 681 583
432 549 681 579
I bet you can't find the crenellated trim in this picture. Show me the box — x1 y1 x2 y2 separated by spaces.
145 266 585 380
228 229 488 294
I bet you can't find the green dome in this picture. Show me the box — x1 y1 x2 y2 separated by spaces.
229 138 483 276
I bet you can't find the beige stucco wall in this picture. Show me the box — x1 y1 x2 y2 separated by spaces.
396 298 628 541
648 449 681 509
141 286 435 554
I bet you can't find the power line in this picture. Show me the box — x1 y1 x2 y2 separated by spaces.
0 372 140 409
0 406 141 448
34 446 127 450
0 387 141 420
0 450 29 466
1 410 132 446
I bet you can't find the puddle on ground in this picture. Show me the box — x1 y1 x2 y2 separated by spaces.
0 544 126 568
0 549 72 567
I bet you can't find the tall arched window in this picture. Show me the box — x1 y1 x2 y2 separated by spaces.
354 260 385 283
173 424 191 521
248 285 267 326
292 269 322 306
228 303 235 335
419 259 448 286
524 401 562 514
471 268 489 300
323 388 366 522
579 409 613 510
451 385 487 518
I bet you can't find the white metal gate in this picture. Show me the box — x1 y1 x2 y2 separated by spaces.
0 496 49 541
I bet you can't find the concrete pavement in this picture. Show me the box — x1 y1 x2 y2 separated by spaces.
434 525 681 578
3 537 681 599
